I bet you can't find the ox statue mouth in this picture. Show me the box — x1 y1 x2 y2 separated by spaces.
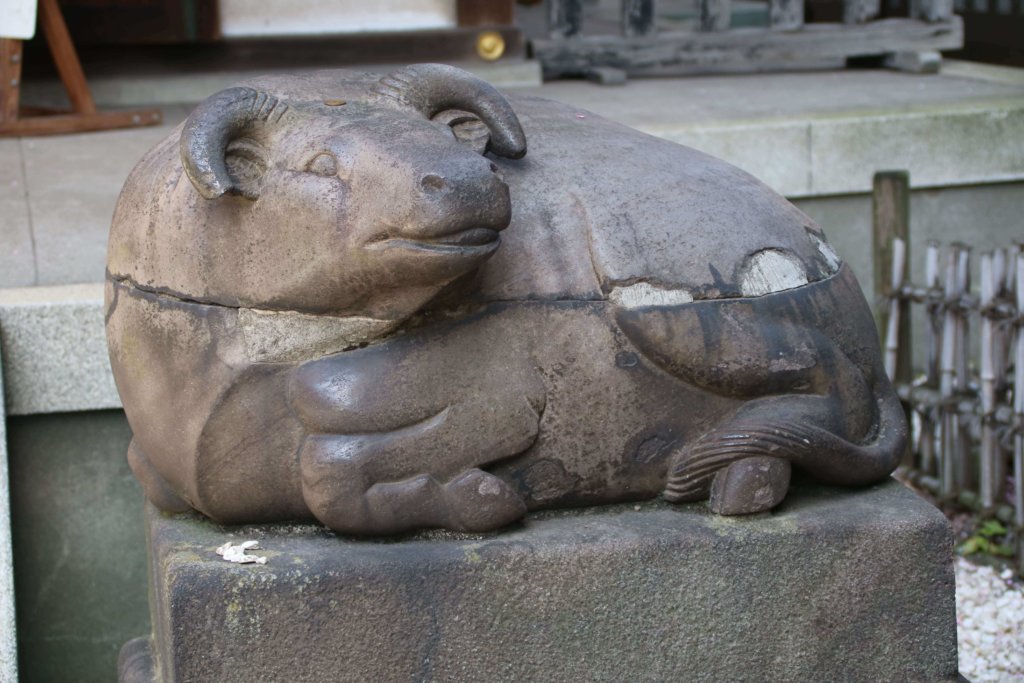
368 228 500 257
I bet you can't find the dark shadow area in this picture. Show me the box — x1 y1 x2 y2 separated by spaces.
8 410 147 683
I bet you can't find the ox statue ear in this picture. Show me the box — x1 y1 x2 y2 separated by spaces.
374 64 526 160
221 137 271 200
432 109 490 156
180 87 288 201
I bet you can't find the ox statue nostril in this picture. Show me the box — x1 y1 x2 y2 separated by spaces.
421 174 446 193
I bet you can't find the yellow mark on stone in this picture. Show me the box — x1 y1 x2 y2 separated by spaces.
225 599 243 632
463 544 483 564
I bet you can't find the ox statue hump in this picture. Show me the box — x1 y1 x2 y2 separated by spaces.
105 64 907 535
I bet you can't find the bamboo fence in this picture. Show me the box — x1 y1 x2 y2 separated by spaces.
883 234 1023 560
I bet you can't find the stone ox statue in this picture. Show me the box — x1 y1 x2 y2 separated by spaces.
106 64 906 535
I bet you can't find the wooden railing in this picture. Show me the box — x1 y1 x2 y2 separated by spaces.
533 0 964 80
874 173 1023 561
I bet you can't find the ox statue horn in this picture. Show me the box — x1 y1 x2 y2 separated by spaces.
180 87 289 201
374 63 527 159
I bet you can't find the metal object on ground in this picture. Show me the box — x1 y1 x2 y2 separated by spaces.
476 30 506 61
106 64 905 536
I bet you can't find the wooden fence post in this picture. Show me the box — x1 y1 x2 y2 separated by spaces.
872 171 913 386
0 40 22 128
769 0 804 29
1014 251 1024 557
700 0 732 31
844 0 881 23
911 0 955 21
548 0 584 38
622 0 656 37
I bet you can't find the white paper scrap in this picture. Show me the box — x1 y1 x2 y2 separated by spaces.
215 540 268 565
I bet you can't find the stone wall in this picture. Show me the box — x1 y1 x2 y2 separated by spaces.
6 411 146 683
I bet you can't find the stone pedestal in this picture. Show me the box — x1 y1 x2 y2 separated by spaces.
120 479 959 683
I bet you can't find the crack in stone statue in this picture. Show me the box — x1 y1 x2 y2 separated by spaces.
105 63 907 536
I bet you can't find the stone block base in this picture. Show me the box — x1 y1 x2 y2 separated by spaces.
121 479 959 682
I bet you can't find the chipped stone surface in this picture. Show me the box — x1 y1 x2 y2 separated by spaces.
124 480 959 683
739 249 810 296
809 230 842 273
608 282 694 308
239 308 400 363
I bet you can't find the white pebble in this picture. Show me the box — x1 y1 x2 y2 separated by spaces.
956 558 1024 682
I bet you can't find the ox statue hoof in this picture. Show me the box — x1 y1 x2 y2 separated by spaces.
708 456 792 515
445 469 527 532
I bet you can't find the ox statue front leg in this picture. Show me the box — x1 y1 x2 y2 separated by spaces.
289 340 546 535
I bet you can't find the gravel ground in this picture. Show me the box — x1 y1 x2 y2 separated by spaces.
956 557 1024 682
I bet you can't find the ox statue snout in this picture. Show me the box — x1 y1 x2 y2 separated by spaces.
401 157 512 242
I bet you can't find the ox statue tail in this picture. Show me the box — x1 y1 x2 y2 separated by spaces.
664 379 908 514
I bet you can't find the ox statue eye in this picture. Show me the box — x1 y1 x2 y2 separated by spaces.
306 152 338 177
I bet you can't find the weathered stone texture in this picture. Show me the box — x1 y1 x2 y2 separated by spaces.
0 284 120 416
127 479 958 683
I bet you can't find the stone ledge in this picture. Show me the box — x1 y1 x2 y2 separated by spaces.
0 345 17 683
644 100 1024 198
0 284 119 416
125 479 958 683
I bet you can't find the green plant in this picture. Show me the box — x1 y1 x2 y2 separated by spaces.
957 519 1015 558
